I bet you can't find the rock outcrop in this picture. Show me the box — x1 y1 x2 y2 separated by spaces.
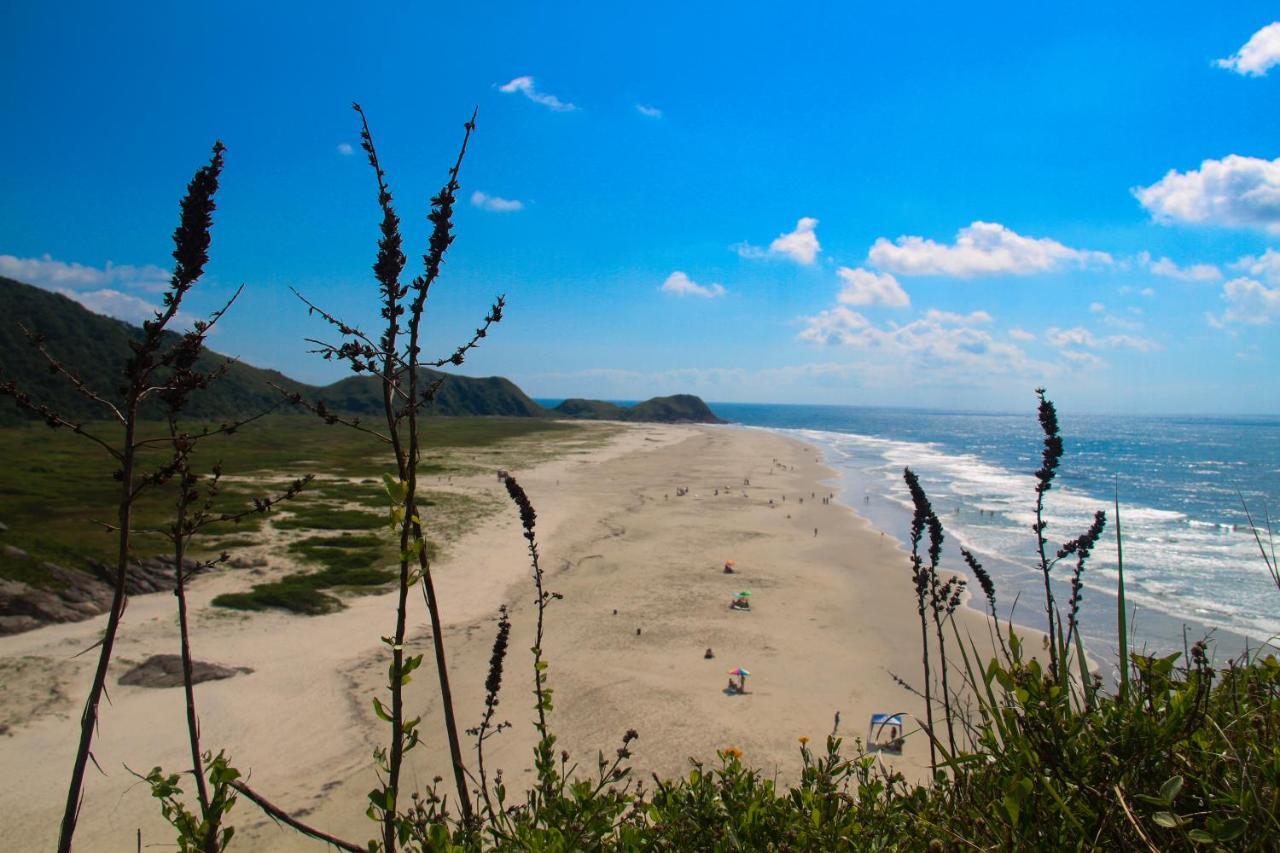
118 654 253 688
0 553 206 636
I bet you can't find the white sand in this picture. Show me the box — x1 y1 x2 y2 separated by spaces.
0 423 1004 850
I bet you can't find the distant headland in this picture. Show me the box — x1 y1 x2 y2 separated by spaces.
0 276 724 426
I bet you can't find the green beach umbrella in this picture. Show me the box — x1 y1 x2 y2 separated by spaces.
736 591 752 598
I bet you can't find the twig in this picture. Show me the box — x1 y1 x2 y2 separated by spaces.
1113 784 1160 853
230 782 364 852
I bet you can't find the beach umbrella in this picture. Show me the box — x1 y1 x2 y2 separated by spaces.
729 667 750 677
736 591 752 598
724 560 735 566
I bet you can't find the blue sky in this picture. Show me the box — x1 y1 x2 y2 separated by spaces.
2 2 1278 414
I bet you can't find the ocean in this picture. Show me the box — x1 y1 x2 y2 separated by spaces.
710 403 1280 666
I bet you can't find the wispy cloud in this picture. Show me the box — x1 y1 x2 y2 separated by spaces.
1232 248 1280 284
471 190 524 212
836 266 909 307
867 221 1111 277
661 271 726 298
0 252 206 326
336 143 354 156
1044 326 1158 352
1216 22 1280 77
1140 252 1222 282
1134 155 1280 233
797 305 1059 379
1209 277 1280 327
736 217 821 265
0 252 170 292
499 76 578 112
635 103 663 118
1008 327 1036 342
64 288 173 325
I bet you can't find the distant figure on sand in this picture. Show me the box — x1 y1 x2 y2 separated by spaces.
705 648 714 659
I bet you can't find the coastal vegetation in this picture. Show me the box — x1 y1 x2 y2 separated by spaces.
0 107 1276 852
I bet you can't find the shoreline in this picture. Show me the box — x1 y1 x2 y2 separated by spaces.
730 421 1270 666
0 422 1005 850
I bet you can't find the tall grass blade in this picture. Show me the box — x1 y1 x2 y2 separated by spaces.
1114 477 1129 701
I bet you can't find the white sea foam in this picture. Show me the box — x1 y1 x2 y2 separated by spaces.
773 424 1280 645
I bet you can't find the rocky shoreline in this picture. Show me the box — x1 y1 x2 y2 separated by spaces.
0 547 212 635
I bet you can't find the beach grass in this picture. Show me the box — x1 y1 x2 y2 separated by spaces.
0 415 582 581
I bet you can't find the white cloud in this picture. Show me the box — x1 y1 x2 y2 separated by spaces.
499 76 578 112
923 308 993 324
769 217 821 264
1232 248 1280 284
1045 326 1158 352
835 267 909 307
867 221 1111 277
735 217 822 265
57 288 167 325
1008 327 1036 342
0 252 170 292
661 271 726 298
1139 251 1222 282
1213 276 1280 326
1134 155 1280 233
1090 302 1106 313
337 143 354 156
1139 287 1155 297
636 104 663 118
797 305 1056 379
1059 349 1106 368
1216 22 1280 77
471 191 524 213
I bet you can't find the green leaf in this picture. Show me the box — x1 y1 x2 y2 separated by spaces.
372 697 393 723
1187 829 1215 844
1002 794 1020 825
1159 775 1183 803
1153 811 1183 829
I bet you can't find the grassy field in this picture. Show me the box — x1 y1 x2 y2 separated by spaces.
0 414 587 590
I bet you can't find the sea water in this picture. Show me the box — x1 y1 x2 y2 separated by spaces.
709 404 1280 665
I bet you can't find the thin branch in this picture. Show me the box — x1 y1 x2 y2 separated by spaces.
423 296 505 368
229 782 364 852
269 382 393 444
18 323 126 424
0 380 122 460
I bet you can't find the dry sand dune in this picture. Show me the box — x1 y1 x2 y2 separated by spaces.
0 423 1002 850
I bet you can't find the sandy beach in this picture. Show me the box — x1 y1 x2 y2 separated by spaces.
0 422 1003 850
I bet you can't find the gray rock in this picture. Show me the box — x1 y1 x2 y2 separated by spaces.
2 544 28 560
0 614 41 634
118 654 253 689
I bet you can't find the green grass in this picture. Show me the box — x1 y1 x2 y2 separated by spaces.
272 505 385 531
0 550 68 590
0 415 588 586
288 534 384 550
211 558 398 615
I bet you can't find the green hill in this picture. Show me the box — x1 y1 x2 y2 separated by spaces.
622 394 724 423
0 276 543 422
553 394 724 424
551 398 625 420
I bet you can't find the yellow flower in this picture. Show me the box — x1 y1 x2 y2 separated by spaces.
798 736 810 746
723 747 743 760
